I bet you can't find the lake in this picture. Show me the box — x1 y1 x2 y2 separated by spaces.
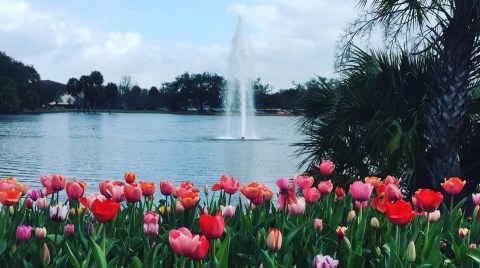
0 112 305 196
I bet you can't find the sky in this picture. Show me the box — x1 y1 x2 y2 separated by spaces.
0 0 359 90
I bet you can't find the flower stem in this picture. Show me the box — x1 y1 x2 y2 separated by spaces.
103 223 106 254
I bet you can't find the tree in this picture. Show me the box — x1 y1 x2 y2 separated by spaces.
148 87 160 110
66 78 82 113
105 82 118 113
338 1 480 188
89 71 104 112
0 77 20 113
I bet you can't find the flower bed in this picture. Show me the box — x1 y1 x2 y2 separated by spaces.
0 165 479 267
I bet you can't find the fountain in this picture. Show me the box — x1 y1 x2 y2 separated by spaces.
223 17 256 140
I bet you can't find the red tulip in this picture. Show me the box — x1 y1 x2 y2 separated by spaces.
138 181 156 197
26 198 33 209
385 199 416 225
0 189 22 206
199 212 225 239
336 226 347 239
50 174 66 192
160 180 173 196
370 196 388 213
414 189 443 212
91 199 120 223
99 180 114 198
441 177 466 195
124 184 142 203
179 191 199 210
124 172 135 184
66 180 86 200
187 235 209 260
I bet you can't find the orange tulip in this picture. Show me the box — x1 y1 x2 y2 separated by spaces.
124 172 136 184
14 183 29 196
365 176 381 187
0 189 22 206
240 182 262 200
179 191 199 210
138 181 156 197
441 177 466 195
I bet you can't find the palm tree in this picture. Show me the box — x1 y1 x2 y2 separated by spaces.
66 78 81 113
339 0 480 188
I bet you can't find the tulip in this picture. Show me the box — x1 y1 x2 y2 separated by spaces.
16 225 32 242
124 172 135 184
187 235 209 260
176 201 185 214
49 204 69 222
16 182 30 196
35 227 47 239
139 181 156 197
472 193 480 206
0 188 22 206
26 198 33 209
303 187 321 203
85 221 95 236
266 228 282 252
159 206 172 215
288 197 306 216
42 243 50 267
169 227 199 256
199 212 225 239
365 176 381 187
144 211 160 224
160 180 173 196
99 180 114 198
336 226 347 239
260 184 274 201
179 191 199 210
110 185 125 202
276 177 290 191
28 189 42 201
220 175 240 194
240 182 262 200
459 228 469 238
347 210 356 224
441 177 466 195
355 200 368 209
65 224 74 236
314 218 323 231
384 175 400 185
427 210 441 222
405 241 416 263
91 199 120 223
469 243 477 249
124 184 142 203
414 189 443 212
36 197 47 210
220 205 236 218
70 206 85 216
50 174 66 192
370 217 380 229
386 184 402 201
81 193 106 210
350 181 373 202
317 180 333 194
385 199 416 225
204 184 209 196
294 175 314 189
313 254 339 268
335 187 344 201
66 180 86 200
315 160 335 175
143 223 159 236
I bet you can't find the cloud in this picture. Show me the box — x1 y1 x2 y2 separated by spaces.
0 0 358 90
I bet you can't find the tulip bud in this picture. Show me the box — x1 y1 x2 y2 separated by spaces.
313 218 323 232
370 217 380 229
343 236 351 250
65 224 75 236
347 210 356 224
42 243 50 267
8 206 14 216
459 228 469 239
204 184 209 196
469 243 477 249
428 210 441 222
336 226 347 239
176 202 185 214
439 240 447 251
85 221 95 236
35 227 47 239
405 241 416 263
266 228 282 252
26 199 33 209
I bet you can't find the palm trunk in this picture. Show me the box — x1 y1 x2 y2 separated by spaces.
426 2 476 188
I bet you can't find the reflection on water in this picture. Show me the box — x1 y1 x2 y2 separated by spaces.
0 113 303 197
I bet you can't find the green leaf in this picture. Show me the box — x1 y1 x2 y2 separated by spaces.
107 256 120 268
65 243 81 268
466 248 480 263
88 236 107 268
81 251 91 268
0 239 7 256
284 219 313 246
129 256 143 268
216 237 230 268
259 250 275 268
347 250 365 268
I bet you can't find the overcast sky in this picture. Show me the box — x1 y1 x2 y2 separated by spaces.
0 0 359 90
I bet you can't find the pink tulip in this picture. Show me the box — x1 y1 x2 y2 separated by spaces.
124 184 142 203
472 193 480 206
276 177 290 190
160 180 173 196
303 187 321 203
65 224 74 236
469 243 477 249
168 227 199 256
36 197 47 210
28 189 42 201
350 181 373 202
288 197 306 216
294 175 314 189
16 225 32 242
317 180 333 194
220 175 240 194
176 202 185 214
109 185 125 202
427 210 441 222
314 218 323 231
386 184 402 201
84 193 106 210
266 228 282 252
220 205 236 218
50 174 66 192
313 254 339 268
35 227 47 239
315 160 335 175
355 200 368 209
144 223 159 236
144 211 160 224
